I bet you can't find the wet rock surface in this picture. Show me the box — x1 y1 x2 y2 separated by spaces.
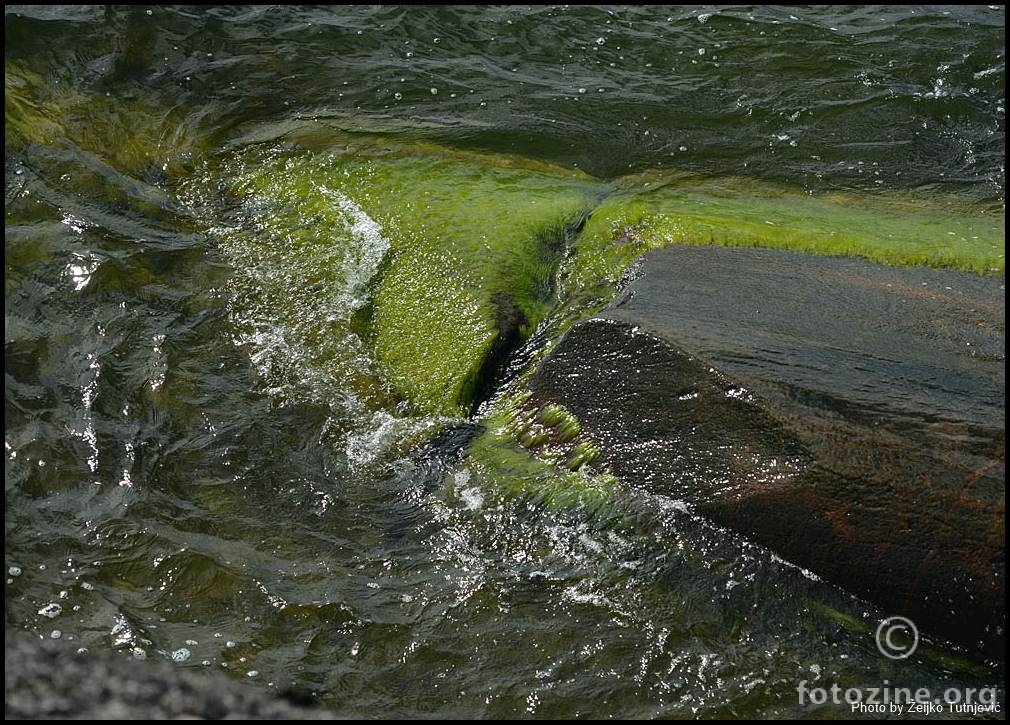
4 629 334 720
532 246 1005 658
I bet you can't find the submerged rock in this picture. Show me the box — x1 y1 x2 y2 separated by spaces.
195 134 1004 653
530 245 1005 658
183 122 1003 429
196 138 598 418
127 116 1010 654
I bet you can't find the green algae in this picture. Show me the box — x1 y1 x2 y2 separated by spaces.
469 394 611 504
565 440 602 472
536 403 582 442
6 59 211 178
211 140 599 417
5 61 64 147
323 147 596 418
463 413 617 513
424 377 614 514
571 172 1005 287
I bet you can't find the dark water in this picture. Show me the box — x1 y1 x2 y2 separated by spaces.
5 5 1005 719
6 5 1006 197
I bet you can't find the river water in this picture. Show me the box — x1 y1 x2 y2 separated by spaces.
5 5 1005 718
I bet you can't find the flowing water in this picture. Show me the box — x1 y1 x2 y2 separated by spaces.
5 5 1005 718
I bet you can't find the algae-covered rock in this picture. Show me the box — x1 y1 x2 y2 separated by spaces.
17 76 998 418
357 152 595 417
503 170 1006 435
189 126 1004 542
567 171 1005 292
10 79 1007 659
5 59 210 177
198 138 600 417
460 416 617 513
144 109 1010 579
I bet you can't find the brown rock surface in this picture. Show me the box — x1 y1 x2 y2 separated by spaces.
531 245 1004 658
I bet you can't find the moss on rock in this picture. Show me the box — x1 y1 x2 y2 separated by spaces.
185 125 1004 496
6 59 211 178
569 172 1004 292
210 140 599 417
464 413 617 513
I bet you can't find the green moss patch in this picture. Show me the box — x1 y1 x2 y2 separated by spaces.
463 409 617 513
571 173 1004 289
202 139 600 417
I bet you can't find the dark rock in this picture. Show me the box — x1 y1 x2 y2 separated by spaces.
4 629 336 720
532 245 1004 658
469 294 530 415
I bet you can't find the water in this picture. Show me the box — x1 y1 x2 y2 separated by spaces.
5 5 1004 718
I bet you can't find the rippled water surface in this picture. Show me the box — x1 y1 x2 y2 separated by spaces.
5 5 1005 718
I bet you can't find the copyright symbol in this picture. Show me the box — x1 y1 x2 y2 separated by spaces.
875 616 919 659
